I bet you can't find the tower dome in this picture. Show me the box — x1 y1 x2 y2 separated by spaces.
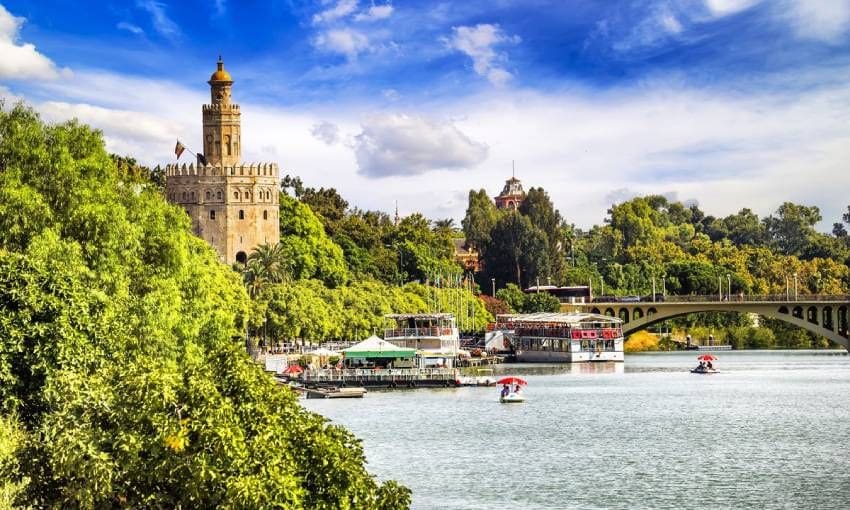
209 57 233 83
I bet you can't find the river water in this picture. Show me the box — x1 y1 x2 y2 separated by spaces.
302 351 850 509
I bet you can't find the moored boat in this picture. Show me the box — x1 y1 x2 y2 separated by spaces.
500 312 625 363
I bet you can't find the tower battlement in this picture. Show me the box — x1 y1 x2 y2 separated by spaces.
164 162 278 178
202 103 240 113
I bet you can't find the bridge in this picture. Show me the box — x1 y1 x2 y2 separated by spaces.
562 295 850 350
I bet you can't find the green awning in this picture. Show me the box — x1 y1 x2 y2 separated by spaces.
342 335 416 359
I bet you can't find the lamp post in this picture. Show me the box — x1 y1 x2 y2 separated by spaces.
536 277 540 293
662 275 666 298
726 274 731 301
793 272 798 301
491 278 496 298
785 275 789 301
718 276 722 301
600 276 605 298
652 277 656 302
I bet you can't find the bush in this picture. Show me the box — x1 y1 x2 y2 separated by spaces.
625 331 660 352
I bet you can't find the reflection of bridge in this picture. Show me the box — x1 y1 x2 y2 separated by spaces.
564 295 850 350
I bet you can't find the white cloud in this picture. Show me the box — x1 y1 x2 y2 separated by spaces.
446 24 519 86
703 0 761 17
313 0 359 24
0 4 70 81
355 3 393 22
351 113 488 177
783 0 850 42
116 22 144 35
313 28 370 60
136 0 180 40
660 13 683 34
311 121 341 145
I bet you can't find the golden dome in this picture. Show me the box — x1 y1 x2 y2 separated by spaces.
209 57 232 83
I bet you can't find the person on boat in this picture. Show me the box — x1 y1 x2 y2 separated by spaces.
696 361 705 371
706 361 714 370
501 384 510 398
513 383 521 394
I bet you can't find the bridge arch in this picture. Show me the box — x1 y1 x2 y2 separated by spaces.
567 301 849 350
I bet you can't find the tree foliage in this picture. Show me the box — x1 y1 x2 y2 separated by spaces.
0 102 409 508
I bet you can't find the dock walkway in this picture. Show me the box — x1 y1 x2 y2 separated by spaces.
303 367 458 388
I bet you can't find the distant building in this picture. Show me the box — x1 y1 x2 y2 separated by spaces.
164 58 280 264
494 176 525 210
453 238 481 272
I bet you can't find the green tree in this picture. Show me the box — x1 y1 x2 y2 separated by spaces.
0 102 408 508
279 194 349 287
763 202 821 257
462 189 499 252
485 213 549 287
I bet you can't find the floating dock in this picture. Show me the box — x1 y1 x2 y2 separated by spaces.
302 367 459 389
305 387 367 399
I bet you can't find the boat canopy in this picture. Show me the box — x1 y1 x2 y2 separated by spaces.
343 335 416 359
501 312 623 326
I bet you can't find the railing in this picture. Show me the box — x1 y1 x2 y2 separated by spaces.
384 327 454 338
303 368 457 383
588 294 850 304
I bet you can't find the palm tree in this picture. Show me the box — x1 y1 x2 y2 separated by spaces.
433 218 455 231
247 243 292 285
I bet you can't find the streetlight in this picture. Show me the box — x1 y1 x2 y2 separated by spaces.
718 276 722 301
662 275 666 298
726 274 731 301
491 278 496 298
536 277 540 293
785 275 789 301
652 277 656 302
600 276 605 298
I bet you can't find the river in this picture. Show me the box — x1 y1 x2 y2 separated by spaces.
302 350 850 509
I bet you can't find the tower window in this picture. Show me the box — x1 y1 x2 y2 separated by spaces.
263 210 268 220
239 210 244 220
191 191 195 201
210 210 216 220
205 191 211 200
217 191 222 200
182 192 187 200
234 191 239 200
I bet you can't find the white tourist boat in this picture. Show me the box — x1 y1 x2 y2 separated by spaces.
502 312 625 363
384 313 460 368
498 376 527 403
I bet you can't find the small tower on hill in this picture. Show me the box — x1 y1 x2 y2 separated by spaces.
494 175 526 210
164 58 280 265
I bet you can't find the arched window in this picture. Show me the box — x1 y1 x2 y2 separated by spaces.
225 135 232 156
239 210 245 220
205 191 211 200
216 191 222 200
191 191 195 201
263 210 268 220
209 210 216 220
234 191 239 200
182 192 187 200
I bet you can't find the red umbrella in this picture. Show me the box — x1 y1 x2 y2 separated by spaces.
497 376 528 386
283 364 304 374
697 354 718 361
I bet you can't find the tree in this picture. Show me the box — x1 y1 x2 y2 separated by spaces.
0 102 409 508
763 202 822 257
461 189 499 252
496 284 526 313
519 187 564 279
279 194 349 287
721 208 766 246
485 213 549 287
522 292 560 313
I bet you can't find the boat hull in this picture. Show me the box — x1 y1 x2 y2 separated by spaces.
514 350 624 363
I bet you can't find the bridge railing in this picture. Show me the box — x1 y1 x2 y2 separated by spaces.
590 294 850 304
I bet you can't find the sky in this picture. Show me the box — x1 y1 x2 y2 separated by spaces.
1 0 850 229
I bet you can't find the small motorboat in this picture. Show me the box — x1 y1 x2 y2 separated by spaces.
497 376 527 404
500 392 526 403
691 354 718 374
690 367 718 374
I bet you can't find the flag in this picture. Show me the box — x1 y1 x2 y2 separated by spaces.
174 140 185 160
197 153 207 166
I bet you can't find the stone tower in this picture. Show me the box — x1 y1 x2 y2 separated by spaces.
164 58 280 264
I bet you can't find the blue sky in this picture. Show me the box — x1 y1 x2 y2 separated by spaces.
2 0 850 227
